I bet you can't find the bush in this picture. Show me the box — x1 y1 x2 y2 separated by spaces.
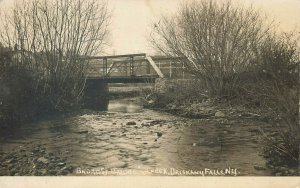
253 34 299 173
261 83 299 174
0 0 111 113
145 32 300 173
142 79 208 109
0 46 36 126
150 0 272 97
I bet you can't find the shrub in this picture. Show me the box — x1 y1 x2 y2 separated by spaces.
0 0 111 112
150 0 273 97
0 46 36 126
142 79 208 109
255 34 299 172
261 83 299 173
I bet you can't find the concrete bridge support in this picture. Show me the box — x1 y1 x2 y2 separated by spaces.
84 79 109 110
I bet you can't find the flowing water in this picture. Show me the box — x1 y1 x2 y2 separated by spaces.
0 98 271 176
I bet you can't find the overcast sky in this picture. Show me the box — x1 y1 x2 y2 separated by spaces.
1 0 300 55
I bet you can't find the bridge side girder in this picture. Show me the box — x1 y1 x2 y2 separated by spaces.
84 53 188 79
80 53 146 60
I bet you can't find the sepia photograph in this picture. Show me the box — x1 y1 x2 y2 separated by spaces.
0 0 299 186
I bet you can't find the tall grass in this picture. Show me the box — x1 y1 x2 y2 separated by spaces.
228 33 299 171
261 83 299 170
257 35 299 171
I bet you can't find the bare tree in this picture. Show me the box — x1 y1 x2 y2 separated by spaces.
0 0 111 110
150 0 273 96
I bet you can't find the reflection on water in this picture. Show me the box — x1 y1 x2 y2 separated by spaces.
108 100 143 113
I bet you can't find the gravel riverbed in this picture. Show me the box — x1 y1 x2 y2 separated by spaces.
0 98 275 176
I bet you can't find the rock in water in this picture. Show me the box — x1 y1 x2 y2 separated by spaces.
106 156 127 169
253 165 266 171
32 148 40 153
156 132 163 137
215 111 225 118
107 161 127 169
75 130 88 134
57 162 66 166
40 169 47 175
37 157 49 164
126 121 136 125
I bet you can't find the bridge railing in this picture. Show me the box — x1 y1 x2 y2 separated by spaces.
81 53 194 79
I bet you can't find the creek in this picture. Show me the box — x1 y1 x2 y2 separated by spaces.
0 96 271 176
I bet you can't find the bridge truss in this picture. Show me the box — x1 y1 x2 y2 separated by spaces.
82 53 192 83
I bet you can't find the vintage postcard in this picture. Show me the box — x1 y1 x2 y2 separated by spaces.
0 0 299 187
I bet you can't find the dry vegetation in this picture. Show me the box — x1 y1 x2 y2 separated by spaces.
146 0 299 175
0 0 110 126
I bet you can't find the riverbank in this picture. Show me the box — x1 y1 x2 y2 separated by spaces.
143 96 299 176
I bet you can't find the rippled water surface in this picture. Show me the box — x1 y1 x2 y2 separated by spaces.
0 98 271 175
